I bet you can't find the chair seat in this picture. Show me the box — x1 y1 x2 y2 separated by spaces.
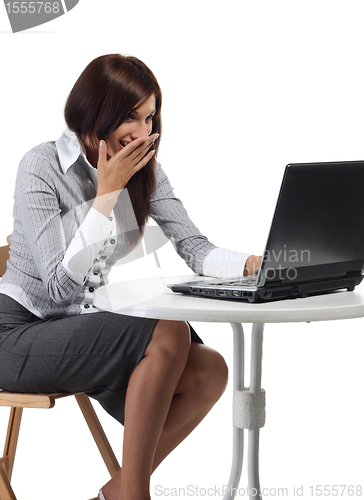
0 390 78 409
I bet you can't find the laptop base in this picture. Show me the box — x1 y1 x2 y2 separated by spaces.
169 275 363 303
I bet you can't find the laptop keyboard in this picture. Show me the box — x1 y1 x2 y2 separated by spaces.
205 277 257 288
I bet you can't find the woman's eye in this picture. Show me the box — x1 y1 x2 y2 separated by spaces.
146 115 153 123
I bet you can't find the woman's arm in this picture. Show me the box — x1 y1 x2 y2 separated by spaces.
16 146 115 304
150 164 258 277
16 136 158 305
149 164 216 274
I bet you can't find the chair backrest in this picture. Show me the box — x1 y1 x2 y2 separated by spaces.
0 236 11 278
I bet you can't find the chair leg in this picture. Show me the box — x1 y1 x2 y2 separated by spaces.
75 394 120 477
2 407 23 481
0 460 17 500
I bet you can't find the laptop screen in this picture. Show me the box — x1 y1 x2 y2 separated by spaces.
256 161 364 287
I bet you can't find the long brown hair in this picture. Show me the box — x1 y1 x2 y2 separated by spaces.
64 54 162 230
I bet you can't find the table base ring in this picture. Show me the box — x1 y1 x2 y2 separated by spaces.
233 389 266 430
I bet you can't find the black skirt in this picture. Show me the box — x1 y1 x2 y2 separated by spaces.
0 294 202 424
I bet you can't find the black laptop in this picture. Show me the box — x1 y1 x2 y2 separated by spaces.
169 161 364 303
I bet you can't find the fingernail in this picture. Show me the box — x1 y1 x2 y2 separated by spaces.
100 140 104 147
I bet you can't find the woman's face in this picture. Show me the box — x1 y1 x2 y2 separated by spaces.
106 94 156 157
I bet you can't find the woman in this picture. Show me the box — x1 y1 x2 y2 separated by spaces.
0 54 260 500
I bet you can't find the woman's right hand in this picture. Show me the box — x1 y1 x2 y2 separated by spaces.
244 255 262 276
93 134 158 217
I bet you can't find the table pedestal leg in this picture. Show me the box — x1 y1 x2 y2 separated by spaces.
223 323 245 500
248 323 265 499
223 323 265 500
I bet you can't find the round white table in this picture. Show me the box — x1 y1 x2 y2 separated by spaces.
94 275 364 500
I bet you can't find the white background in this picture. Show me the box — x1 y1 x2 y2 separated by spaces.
1 1 364 499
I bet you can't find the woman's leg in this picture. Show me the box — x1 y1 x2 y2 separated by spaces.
102 320 228 500
119 319 191 500
152 341 228 471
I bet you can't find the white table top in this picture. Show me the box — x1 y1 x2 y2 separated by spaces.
94 275 364 324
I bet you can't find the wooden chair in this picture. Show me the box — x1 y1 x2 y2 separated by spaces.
0 237 120 500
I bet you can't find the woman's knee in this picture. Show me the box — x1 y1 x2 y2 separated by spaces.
200 347 228 400
145 319 191 366
179 344 228 403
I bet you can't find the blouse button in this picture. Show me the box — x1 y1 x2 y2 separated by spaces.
84 304 90 309
110 239 116 244
109 216 113 221
89 287 94 293
93 270 99 276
